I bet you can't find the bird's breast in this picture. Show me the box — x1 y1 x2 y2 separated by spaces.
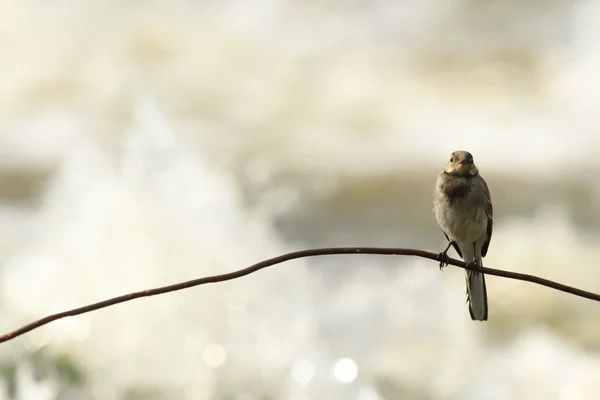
439 176 472 203
434 174 488 243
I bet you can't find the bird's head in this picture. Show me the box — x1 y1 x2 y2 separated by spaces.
443 150 478 177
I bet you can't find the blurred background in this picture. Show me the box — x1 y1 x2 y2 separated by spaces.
1 0 600 399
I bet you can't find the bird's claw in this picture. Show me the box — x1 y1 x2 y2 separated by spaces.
467 261 482 275
437 252 448 271
437 240 455 271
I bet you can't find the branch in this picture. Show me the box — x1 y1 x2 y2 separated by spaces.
1 247 598 344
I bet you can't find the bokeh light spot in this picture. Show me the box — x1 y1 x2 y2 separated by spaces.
291 359 315 384
334 358 358 383
202 343 226 368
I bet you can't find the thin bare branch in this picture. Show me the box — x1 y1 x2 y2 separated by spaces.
1 247 598 344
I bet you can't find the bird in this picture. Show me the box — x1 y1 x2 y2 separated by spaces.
433 150 493 321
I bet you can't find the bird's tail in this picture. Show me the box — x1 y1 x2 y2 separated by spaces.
466 269 488 321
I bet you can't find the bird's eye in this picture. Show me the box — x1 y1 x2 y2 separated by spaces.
449 157 454 162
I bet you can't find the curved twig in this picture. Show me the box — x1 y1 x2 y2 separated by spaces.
1 247 598 344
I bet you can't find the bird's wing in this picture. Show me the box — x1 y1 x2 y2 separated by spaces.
480 176 493 258
442 230 463 259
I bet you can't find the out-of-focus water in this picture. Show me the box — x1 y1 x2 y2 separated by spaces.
1 0 600 399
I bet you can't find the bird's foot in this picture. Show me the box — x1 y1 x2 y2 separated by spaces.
467 261 482 275
437 241 455 271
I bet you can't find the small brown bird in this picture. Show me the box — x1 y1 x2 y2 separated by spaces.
433 150 493 321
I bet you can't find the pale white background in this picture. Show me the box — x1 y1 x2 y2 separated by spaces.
1 0 600 399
